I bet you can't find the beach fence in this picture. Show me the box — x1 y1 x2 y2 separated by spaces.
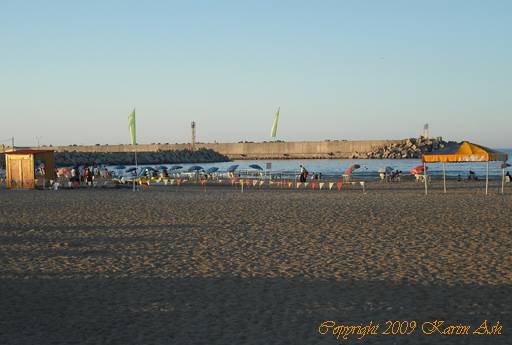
129 177 368 193
142 169 511 194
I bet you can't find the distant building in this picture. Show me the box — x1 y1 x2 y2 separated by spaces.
422 123 429 139
191 121 196 151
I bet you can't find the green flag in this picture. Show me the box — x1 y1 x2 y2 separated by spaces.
270 107 280 138
128 109 136 145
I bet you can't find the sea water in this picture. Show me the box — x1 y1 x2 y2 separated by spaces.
113 149 511 180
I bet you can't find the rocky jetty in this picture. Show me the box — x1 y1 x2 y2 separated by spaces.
350 137 452 159
0 148 229 168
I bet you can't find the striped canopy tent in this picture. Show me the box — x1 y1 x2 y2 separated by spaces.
421 141 509 195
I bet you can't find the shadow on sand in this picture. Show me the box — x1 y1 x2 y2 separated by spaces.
1 277 510 345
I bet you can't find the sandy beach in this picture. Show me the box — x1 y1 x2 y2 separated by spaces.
1 182 511 344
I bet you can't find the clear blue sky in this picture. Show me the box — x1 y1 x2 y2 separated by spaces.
1 0 510 148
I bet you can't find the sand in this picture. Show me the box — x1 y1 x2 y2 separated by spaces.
0 182 511 344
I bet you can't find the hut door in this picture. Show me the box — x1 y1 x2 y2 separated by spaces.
21 159 34 188
8 157 34 188
10 159 22 188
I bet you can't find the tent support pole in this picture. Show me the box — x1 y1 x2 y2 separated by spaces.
502 167 505 195
485 161 489 195
443 162 446 193
424 162 428 195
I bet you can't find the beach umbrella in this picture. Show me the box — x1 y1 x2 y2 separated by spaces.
139 167 157 177
227 165 239 173
378 166 393 173
57 167 72 176
113 165 126 170
410 165 429 192
410 165 426 175
249 164 263 171
169 165 183 171
345 164 361 175
158 165 168 170
187 165 203 172
123 167 138 177
206 167 219 173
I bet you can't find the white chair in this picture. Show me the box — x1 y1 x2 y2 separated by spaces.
415 174 431 183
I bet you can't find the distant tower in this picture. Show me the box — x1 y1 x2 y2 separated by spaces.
422 123 429 139
191 121 196 151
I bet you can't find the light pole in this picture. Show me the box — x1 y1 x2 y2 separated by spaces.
36 136 42 147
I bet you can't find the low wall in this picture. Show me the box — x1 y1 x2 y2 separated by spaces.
16 140 406 159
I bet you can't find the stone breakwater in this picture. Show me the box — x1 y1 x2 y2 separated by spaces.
0 138 450 165
3 140 405 159
0 148 230 168
351 137 450 159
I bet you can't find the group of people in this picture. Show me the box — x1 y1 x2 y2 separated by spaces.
456 170 512 182
299 165 321 182
68 167 94 187
56 165 112 188
143 168 160 179
389 170 402 182
466 170 478 181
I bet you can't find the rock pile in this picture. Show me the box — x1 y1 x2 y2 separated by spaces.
351 137 453 159
0 148 229 168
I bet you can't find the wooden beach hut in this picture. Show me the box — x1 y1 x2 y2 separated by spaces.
421 141 509 195
4 149 55 189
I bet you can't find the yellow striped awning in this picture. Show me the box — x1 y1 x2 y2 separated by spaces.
422 141 508 163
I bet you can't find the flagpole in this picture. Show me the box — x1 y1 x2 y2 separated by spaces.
133 145 138 191
269 106 280 180
128 108 138 191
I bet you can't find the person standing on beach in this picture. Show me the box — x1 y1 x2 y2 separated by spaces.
79 166 85 183
86 167 94 187
299 165 308 182
83 168 88 185
71 167 76 183
71 167 80 188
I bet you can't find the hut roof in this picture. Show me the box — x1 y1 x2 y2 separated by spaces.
5 149 54 155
